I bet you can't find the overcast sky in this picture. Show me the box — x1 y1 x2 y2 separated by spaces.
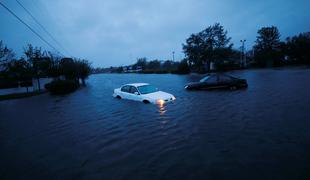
0 0 309 67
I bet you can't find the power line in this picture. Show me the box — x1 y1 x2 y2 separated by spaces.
16 0 71 56
0 1 64 56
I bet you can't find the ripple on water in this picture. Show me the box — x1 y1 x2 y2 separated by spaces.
1 70 310 179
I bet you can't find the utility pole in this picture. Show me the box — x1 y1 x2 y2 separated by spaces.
172 51 175 62
240 40 246 68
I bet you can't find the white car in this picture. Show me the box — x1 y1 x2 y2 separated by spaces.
113 83 176 104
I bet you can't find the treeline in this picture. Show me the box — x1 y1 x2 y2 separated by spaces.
93 58 190 74
95 23 310 74
183 23 310 73
0 41 91 92
130 58 190 74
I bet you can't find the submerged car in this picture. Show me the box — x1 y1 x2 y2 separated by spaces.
113 83 176 104
185 74 248 90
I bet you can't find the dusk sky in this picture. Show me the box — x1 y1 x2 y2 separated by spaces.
1 0 309 67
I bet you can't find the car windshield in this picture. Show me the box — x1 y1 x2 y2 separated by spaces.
137 85 158 94
200 76 210 82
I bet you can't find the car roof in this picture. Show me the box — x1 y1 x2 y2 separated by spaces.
205 73 237 78
124 83 149 87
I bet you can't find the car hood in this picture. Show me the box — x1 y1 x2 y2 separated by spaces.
142 91 174 100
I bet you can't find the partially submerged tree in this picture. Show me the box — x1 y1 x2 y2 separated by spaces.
76 59 91 86
60 58 78 81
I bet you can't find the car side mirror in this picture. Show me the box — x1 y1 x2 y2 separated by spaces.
134 92 139 95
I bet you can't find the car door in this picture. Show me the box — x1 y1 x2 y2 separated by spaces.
127 86 140 101
219 75 234 87
120 85 131 99
204 75 218 89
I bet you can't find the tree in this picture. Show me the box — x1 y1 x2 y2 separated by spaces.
162 60 175 71
0 41 15 73
147 60 161 70
76 59 91 86
47 52 62 79
176 59 190 74
60 58 78 81
7 58 32 92
24 44 44 91
183 23 233 72
253 26 282 67
286 32 310 65
134 58 147 70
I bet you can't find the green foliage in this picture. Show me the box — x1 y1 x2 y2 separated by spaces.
60 58 78 80
175 59 190 74
183 23 233 72
45 80 79 95
147 60 161 70
0 40 15 66
0 41 15 77
134 58 147 69
76 59 92 85
254 26 282 67
7 58 32 82
286 32 310 65
162 60 174 70
0 41 92 92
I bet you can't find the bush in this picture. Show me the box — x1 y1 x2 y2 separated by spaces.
45 80 79 95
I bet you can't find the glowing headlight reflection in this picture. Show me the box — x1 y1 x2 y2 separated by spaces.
156 99 165 105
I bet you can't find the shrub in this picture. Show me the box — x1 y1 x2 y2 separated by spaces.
45 80 79 95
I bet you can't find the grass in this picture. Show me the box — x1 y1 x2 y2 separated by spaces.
0 91 46 101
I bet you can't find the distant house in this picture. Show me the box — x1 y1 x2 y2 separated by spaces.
136 66 142 72
123 66 142 73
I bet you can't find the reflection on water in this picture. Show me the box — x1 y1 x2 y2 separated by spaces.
1 69 310 179
158 103 166 115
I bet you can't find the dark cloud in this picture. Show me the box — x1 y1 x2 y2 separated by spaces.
1 0 309 67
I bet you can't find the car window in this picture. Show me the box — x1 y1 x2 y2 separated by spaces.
121 85 130 93
205 76 218 83
200 76 210 82
129 86 139 94
220 75 233 82
137 85 158 94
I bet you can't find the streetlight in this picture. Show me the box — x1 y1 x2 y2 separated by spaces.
240 40 246 68
172 51 175 62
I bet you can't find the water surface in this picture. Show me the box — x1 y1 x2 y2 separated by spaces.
1 69 310 179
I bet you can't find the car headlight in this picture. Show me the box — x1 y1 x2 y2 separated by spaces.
156 99 165 105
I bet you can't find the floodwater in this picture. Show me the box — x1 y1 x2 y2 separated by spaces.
1 68 310 180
